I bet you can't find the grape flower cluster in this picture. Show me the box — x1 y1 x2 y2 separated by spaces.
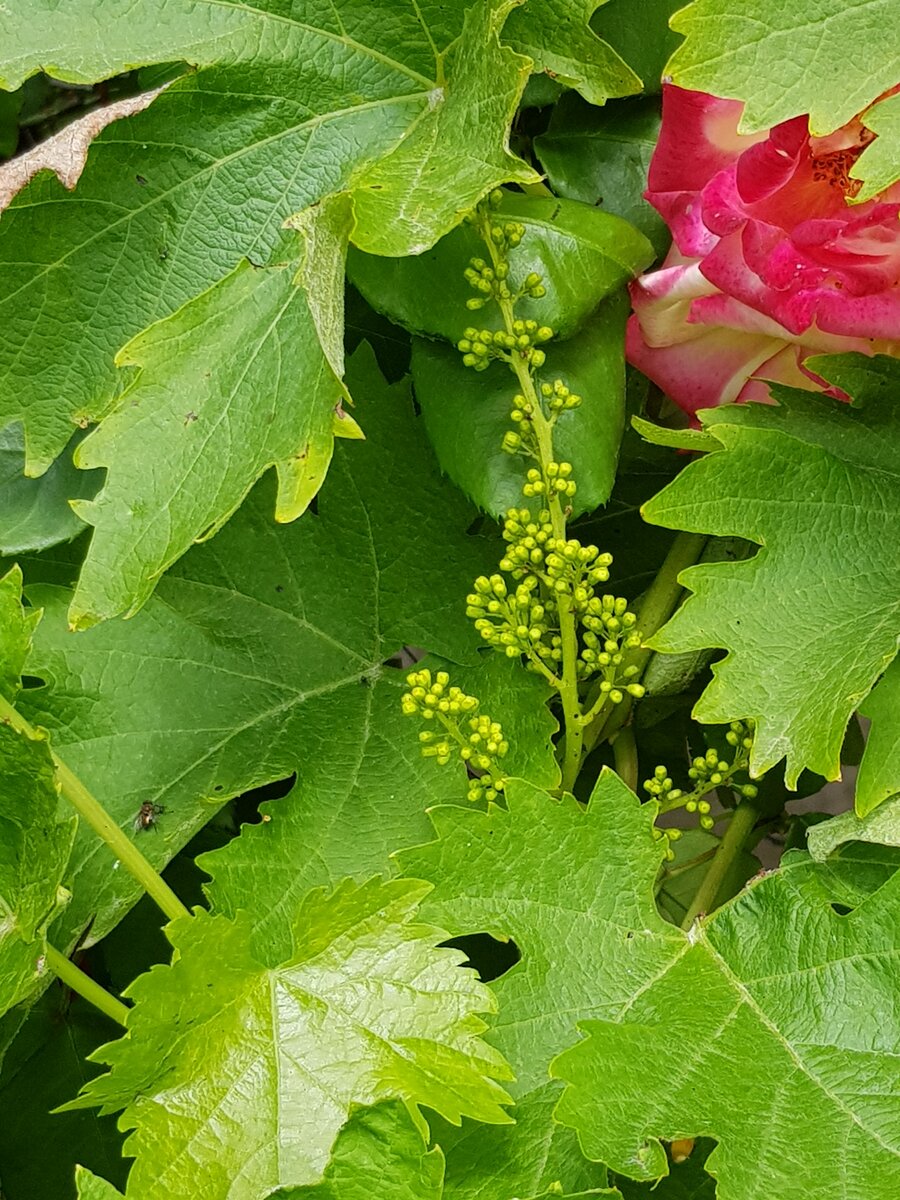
644 720 759 833
401 669 508 802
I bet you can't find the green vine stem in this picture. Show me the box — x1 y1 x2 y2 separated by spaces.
0 695 190 923
584 531 708 754
611 725 638 791
479 215 584 792
42 943 130 1027
680 797 760 930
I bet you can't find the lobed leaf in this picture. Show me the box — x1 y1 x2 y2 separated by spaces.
0 428 101 557
642 360 900 788
70 879 513 1196
857 660 900 816
668 0 900 134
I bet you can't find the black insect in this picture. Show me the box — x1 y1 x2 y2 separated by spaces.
133 801 166 833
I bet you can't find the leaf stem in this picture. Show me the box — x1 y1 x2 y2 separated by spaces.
680 798 759 930
611 725 638 791
42 943 130 1027
0 695 190 924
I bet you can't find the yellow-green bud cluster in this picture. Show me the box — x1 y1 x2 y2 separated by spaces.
652 824 683 862
466 574 562 671
401 669 508 803
457 322 553 371
523 462 576 500
644 721 758 831
540 378 582 416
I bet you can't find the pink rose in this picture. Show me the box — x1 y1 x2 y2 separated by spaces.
626 85 900 415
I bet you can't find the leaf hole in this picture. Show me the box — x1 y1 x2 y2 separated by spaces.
20 674 46 690
442 932 521 983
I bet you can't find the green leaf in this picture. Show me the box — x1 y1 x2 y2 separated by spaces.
348 193 653 346
72 880 513 1196
857 661 900 816
642 369 900 787
18 346 497 948
502 1 641 106
853 92 900 201
349 0 536 256
75 1167 125 1200
401 771 900 1196
589 0 684 92
0 87 22 157
807 794 900 862
0 721 77 1019
0 427 101 557
0 1 533 479
433 1080 610 1199
270 1100 444 1200
629 416 719 455
397 771 680 1097
412 297 628 519
667 0 900 134
0 988 127 1199
68 248 344 627
0 565 40 701
552 854 900 1196
656 827 758 927
535 94 669 257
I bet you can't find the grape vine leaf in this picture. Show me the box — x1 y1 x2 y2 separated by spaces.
68 880 513 1197
270 1100 444 1200
856 661 900 816
396 771 680 1098
613 1141 716 1198
552 856 900 1197
348 193 653 347
431 1080 610 1199
667 0 900 134
853 92 900 201
399 771 900 1196
807 794 900 862
68 240 345 627
412 297 629 519
0 428 100 556
16 346 498 948
0 568 77 1019
0 0 532 477
201 650 559 963
642 366 900 788
502 1 641 106
75 1166 124 1200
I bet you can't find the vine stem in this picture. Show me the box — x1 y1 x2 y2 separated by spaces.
482 220 584 793
43 944 130 1027
680 798 760 930
611 725 638 791
0 695 190 923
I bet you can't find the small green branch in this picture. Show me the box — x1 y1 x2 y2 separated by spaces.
0 695 190 924
612 726 638 791
43 943 130 1027
680 799 760 930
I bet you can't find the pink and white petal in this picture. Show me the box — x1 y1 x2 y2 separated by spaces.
629 256 720 347
646 86 765 256
626 314 784 415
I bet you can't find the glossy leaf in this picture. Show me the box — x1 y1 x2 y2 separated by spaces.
503 1 641 106
590 0 684 91
412 296 628 518
668 0 900 134
535 94 669 256
642 367 900 787
0 427 100 556
348 193 653 346
18 347 497 948
70 881 513 1196
857 661 900 816
271 1100 444 1200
